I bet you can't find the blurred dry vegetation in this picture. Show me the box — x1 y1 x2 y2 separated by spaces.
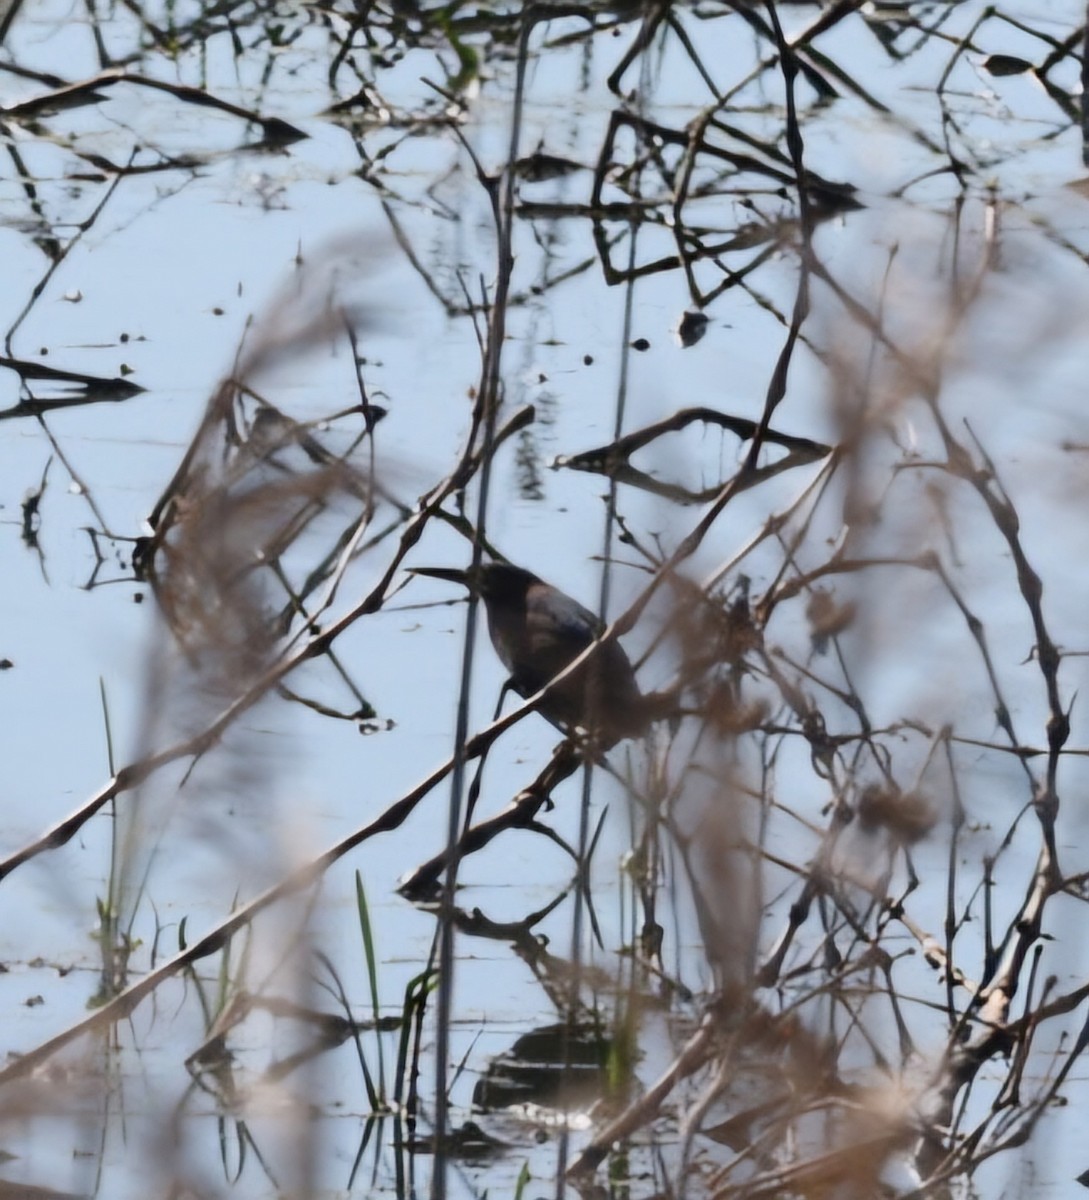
3 1 1089 1198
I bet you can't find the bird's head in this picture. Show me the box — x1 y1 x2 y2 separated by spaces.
410 562 540 607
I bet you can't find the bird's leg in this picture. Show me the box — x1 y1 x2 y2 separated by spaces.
498 679 609 772
464 754 488 828
499 675 581 743
494 678 518 721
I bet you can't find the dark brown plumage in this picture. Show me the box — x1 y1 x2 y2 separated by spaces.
412 561 664 743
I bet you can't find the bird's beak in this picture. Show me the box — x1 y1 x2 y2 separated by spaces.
408 566 472 587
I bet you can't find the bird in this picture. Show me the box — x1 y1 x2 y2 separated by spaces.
411 560 665 744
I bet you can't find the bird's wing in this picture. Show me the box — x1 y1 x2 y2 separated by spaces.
520 585 600 680
525 585 600 640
